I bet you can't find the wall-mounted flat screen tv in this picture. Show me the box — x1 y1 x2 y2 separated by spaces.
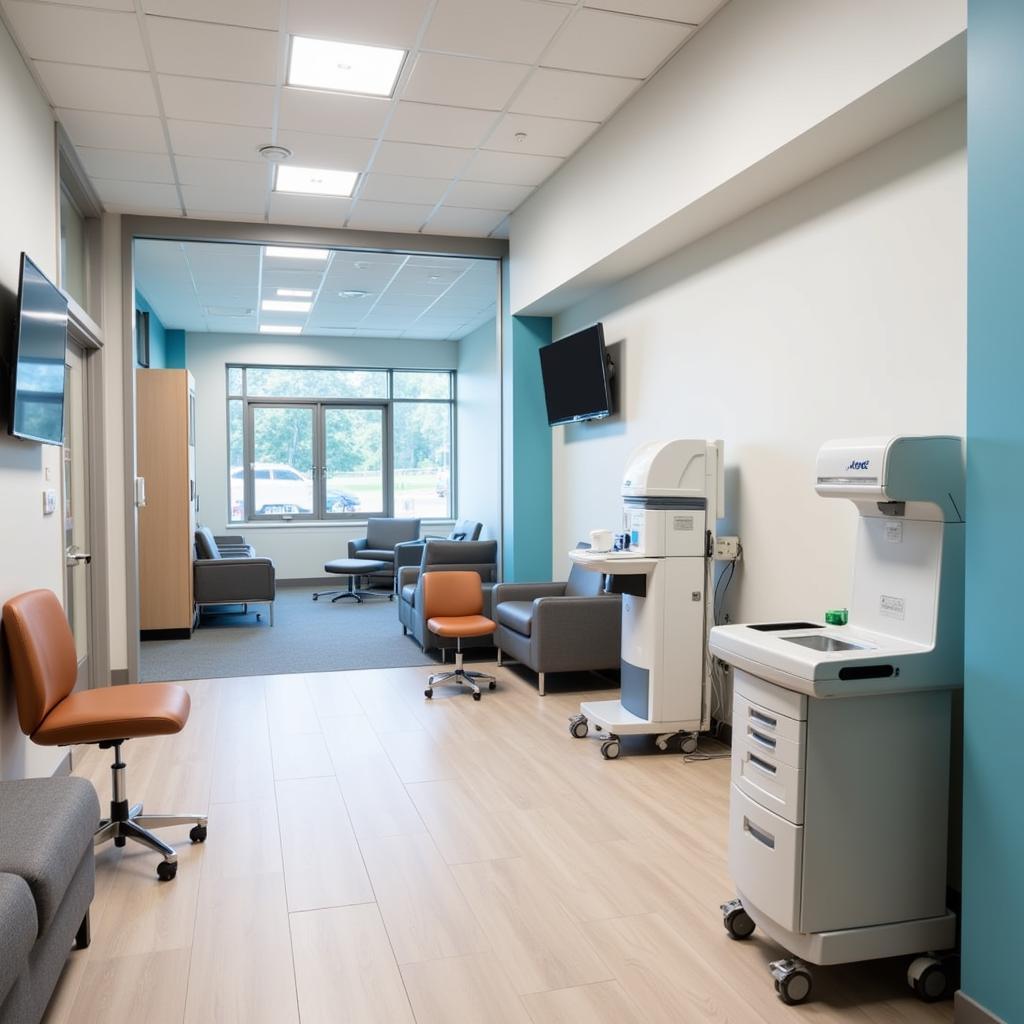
9 253 68 446
539 322 613 426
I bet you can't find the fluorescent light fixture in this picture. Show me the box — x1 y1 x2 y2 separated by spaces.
275 164 357 198
288 35 406 97
259 324 302 335
265 246 330 261
277 288 314 298
261 299 312 313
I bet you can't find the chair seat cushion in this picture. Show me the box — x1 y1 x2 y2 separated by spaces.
0 777 99 935
31 683 191 746
401 584 417 606
427 614 495 638
0 873 37 996
495 601 534 637
355 550 395 563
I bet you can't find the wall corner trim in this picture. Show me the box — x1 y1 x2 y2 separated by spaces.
955 992 1009 1024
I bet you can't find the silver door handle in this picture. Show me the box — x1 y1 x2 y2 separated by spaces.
66 548 92 565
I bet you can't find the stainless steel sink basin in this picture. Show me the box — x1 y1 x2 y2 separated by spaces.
781 634 871 653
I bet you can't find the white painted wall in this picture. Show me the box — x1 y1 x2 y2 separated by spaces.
0 19 64 779
455 319 500 541
510 0 965 314
187 331 459 579
550 105 966 719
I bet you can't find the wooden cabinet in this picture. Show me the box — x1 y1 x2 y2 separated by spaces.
137 369 197 638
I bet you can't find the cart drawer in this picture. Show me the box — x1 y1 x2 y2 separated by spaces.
732 729 806 824
734 694 806 770
729 785 803 934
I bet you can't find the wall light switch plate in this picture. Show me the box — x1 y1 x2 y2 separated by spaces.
715 535 740 560
43 489 57 515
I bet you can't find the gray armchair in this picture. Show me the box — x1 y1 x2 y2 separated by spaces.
195 524 254 559
394 520 484 577
193 528 276 626
398 539 498 653
349 517 421 583
492 557 621 695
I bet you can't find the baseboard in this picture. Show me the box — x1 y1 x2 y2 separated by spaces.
141 628 192 641
50 752 72 777
279 576 394 588
111 669 129 685
955 992 1009 1024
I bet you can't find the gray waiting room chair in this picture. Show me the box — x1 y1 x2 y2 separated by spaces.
193 526 276 625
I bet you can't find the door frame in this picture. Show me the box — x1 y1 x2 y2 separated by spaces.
66 300 111 690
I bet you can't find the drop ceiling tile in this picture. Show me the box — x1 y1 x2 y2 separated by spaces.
510 67 639 122
425 206 506 237
279 88 390 138
360 173 449 205
386 102 496 148
461 149 561 186
146 17 279 84
268 193 353 226
275 130 375 170
372 141 472 179
76 147 175 183
483 113 598 158
423 0 568 63
58 108 167 153
445 179 531 211
159 76 275 128
142 0 282 30
35 63 158 117
168 120 267 161
582 0 723 22
403 53 529 112
543 9 693 78
181 183 267 215
3 2 147 68
346 200 434 232
287 0 430 50
93 179 181 212
175 155 269 190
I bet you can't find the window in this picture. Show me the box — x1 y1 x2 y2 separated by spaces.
227 365 454 522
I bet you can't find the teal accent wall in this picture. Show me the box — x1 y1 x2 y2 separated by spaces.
501 261 552 581
165 329 186 368
962 3 1024 1022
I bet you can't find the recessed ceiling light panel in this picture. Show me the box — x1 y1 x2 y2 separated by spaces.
288 35 406 97
275 164 358 198
262 299 312 313
277 288 314 297
259 324 302 335
265 246 330 261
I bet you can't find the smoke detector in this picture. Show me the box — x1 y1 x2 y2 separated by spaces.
258 144 293 163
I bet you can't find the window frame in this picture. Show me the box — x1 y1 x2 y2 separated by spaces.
226 364 455 524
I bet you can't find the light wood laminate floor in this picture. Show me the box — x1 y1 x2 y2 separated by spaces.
44 664 954 1024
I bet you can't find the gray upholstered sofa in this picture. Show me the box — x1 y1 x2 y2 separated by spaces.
492 558 622 695
398 539 498 653
194 526 276 625
0 777 99 1024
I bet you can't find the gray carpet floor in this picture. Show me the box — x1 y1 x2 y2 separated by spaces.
139 584 434 682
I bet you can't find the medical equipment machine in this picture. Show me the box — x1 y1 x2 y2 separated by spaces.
709 435 964 1006
568 439 734 759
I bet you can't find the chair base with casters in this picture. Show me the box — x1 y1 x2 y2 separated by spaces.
314 558 393 603
93 739 207 881
425 637 497 701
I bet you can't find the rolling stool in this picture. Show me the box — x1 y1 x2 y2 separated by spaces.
422 571 496 701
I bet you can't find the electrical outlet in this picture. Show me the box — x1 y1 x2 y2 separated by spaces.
715 535 740 561
42 489 57 515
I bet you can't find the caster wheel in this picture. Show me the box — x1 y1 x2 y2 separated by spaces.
312 595 319 601
721 899 755 940
489 681 497 690
600 738 621 760
908 956 953 1002
569 715 589 739
770 960 812 1005
156 860 178 882
655 735 670 751
189 824 208 843
473 691 482 701
680 734 699 755
114 836 126 848
424 688 433 699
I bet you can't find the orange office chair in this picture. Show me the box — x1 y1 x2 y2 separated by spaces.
2 589 208 881
421 571 497 701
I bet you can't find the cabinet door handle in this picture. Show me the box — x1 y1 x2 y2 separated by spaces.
748 728 777 751
744 817 776 849
749 707 777 729
748 753 777 775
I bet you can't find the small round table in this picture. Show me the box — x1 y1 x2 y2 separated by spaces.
313 558 393 603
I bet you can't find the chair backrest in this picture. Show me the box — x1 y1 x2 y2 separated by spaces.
421 539 498 581
1 590 77 736
366 517 421 548
422 571 484 619
565 541 604 597
195 525 220 560
448 520 483 541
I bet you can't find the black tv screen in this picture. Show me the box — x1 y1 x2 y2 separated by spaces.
9 254 67 446
539 323 612 426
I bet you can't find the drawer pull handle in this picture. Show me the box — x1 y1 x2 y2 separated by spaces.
748 728 777 751
744 818 776 849
748 753 777 775
749 708 777 729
